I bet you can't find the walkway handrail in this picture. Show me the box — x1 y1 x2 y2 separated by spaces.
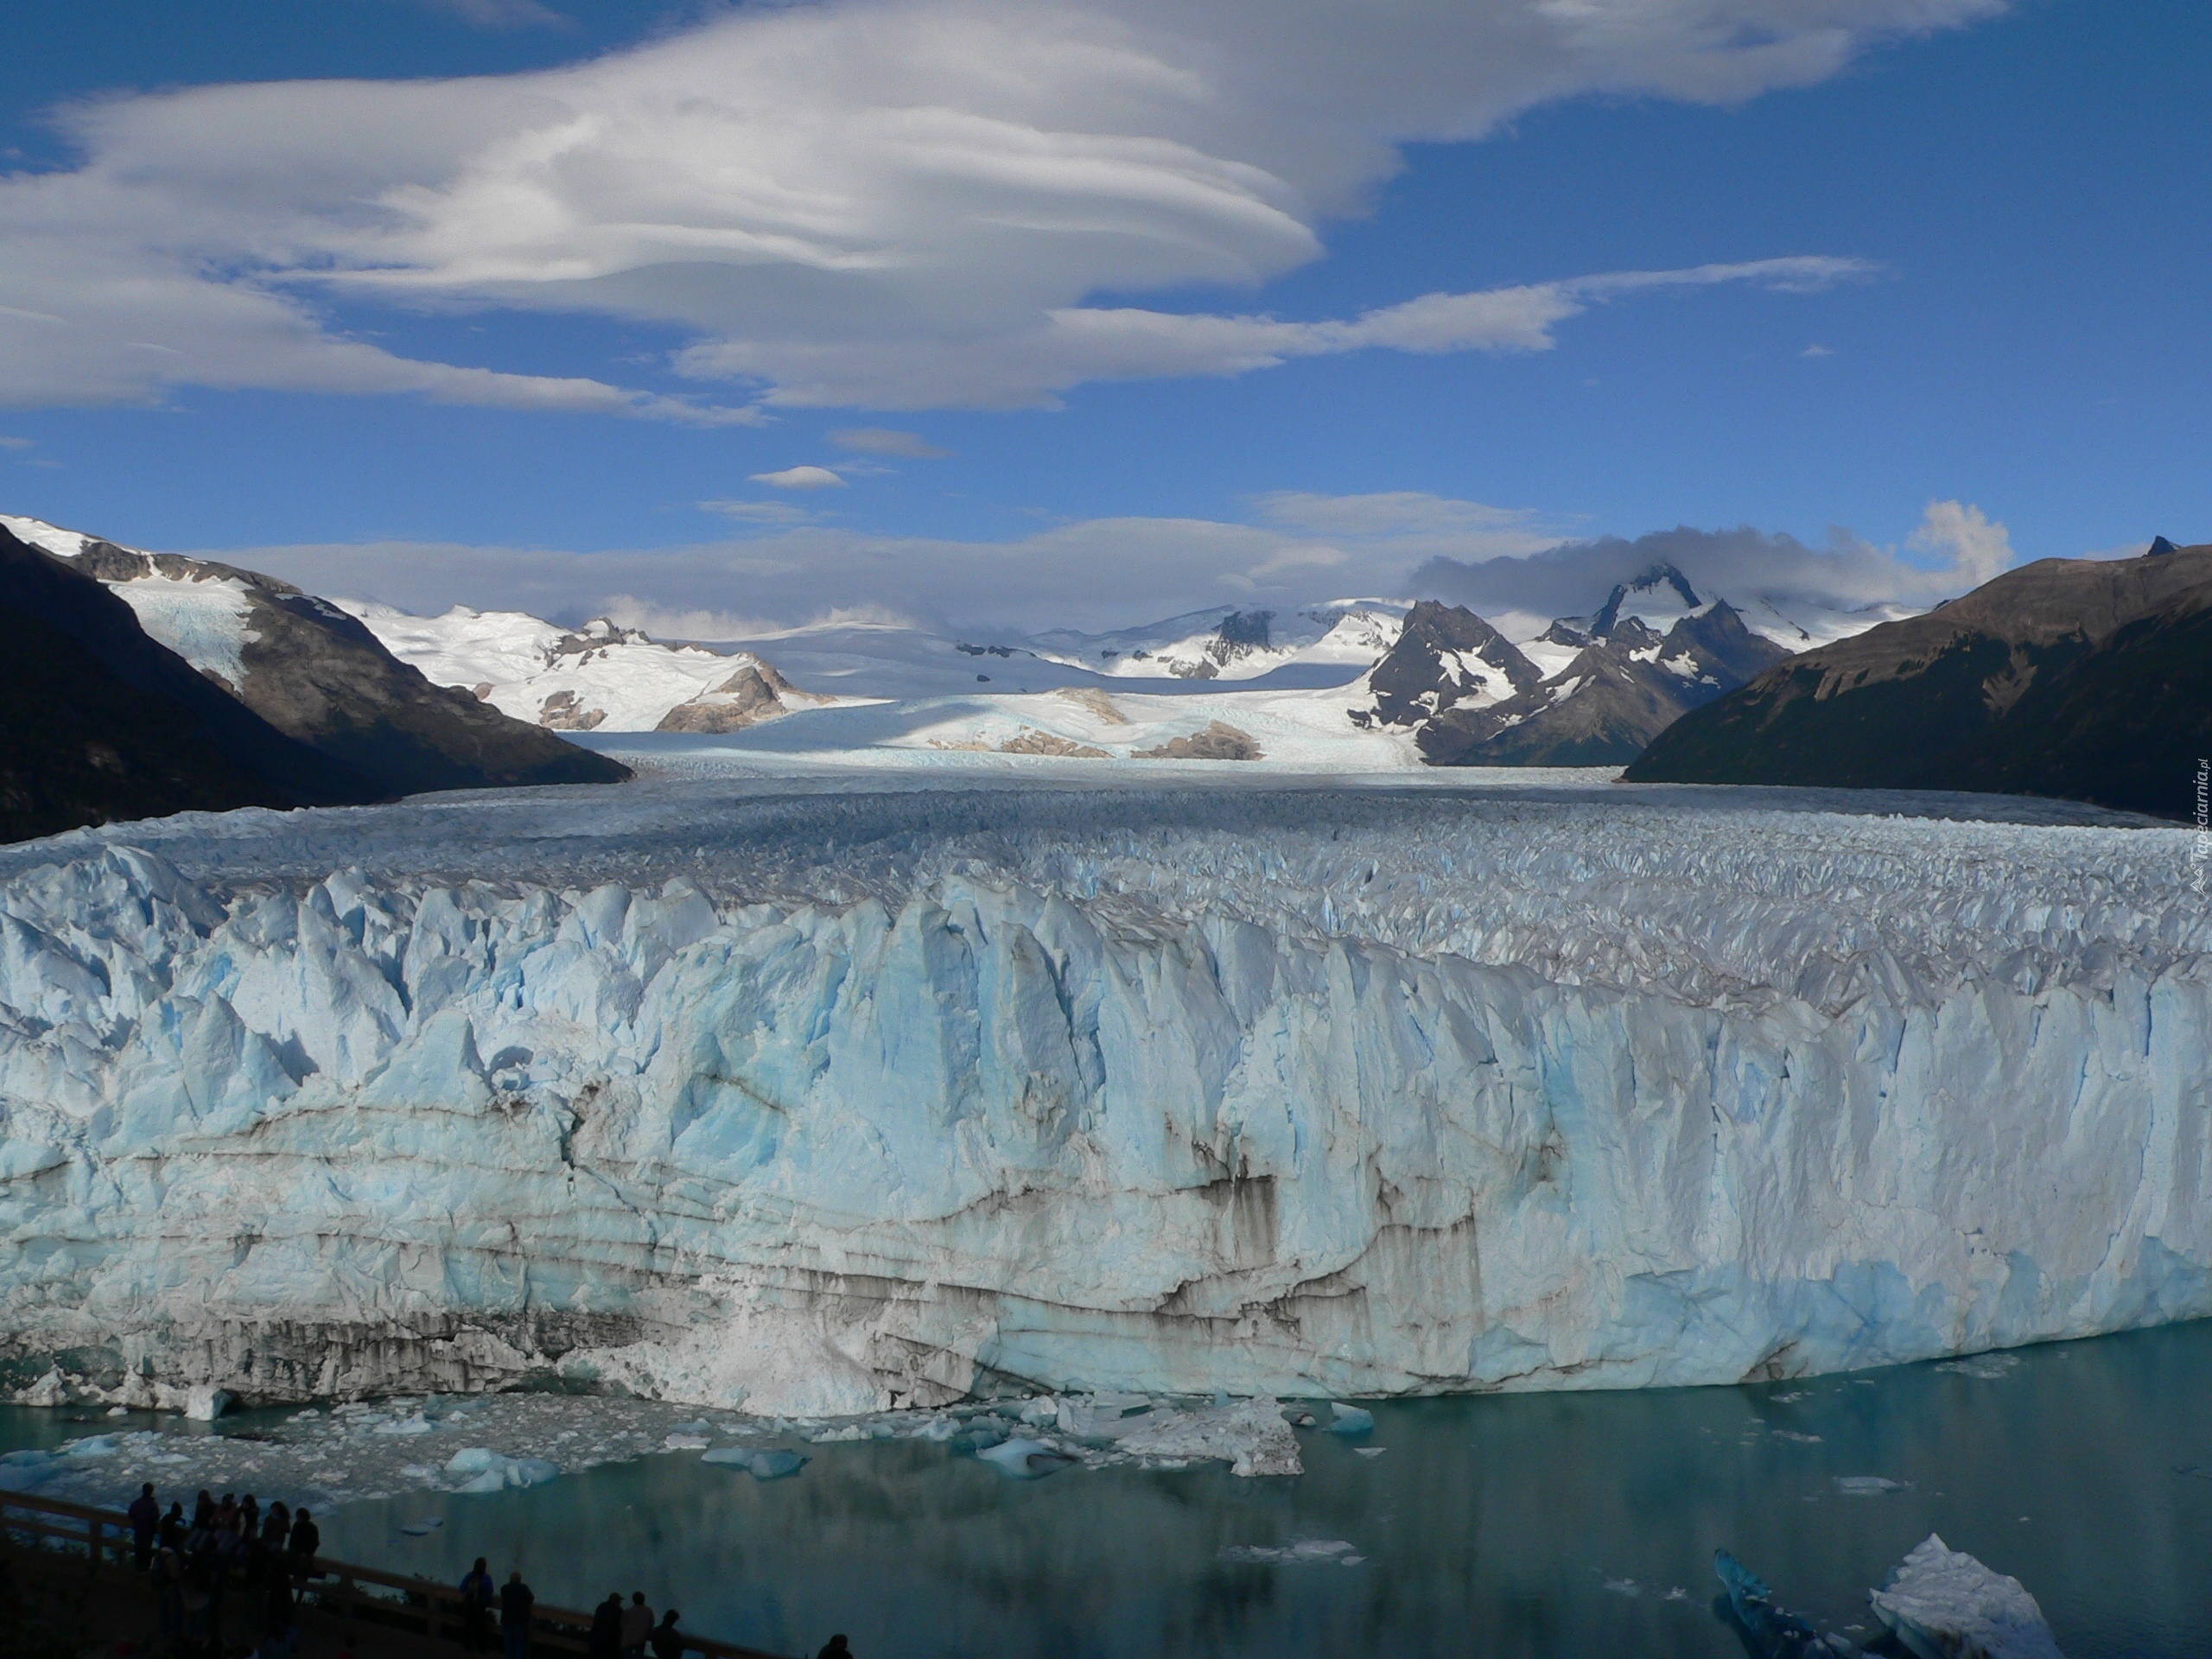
0 1486 789 1659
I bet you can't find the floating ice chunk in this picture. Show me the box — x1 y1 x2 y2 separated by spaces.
184 1387 233 1422
1834 1476 1910 1497
444 1447 560 1491
1118 1396 1301 1478
62 1435 123 1459
1219 1539 1362 1566
1936 1354 2022 1382
1870 1535 2064 1658
976 1438 1077 1478
919 1414 961 1443
399 1518 443 1536
1326 1404 1374 1436
702 1447 807 1479
375 1414 435 1436
663 1433 712 1451
1354 1446 1388 1459
0 1449 57 1490
1772 1430 1824 1444
1714 1549 1820 1650
1017 1397 1060 1427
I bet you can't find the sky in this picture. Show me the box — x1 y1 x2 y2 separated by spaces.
2 0 2206 633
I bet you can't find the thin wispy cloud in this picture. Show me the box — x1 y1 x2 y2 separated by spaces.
751 466 847 490
0 0 1995 417
831 428 952 460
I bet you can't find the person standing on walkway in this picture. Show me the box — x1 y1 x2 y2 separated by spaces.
620 1592 652 1659
499 1570 535 1659
287 1508 320 1580
461 1558 497 1652
815 1636 853 1659
127 1483 159 1571
648 1610 684 1659
589 1592 625 1659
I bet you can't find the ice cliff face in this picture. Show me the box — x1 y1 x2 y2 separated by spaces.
0 779 2204 1414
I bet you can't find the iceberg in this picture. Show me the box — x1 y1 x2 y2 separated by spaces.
0 780 2204 1414
1870 1535 2064 1659
976 1437 1077 1478
444 1447 560 1492
701 1447 808 1479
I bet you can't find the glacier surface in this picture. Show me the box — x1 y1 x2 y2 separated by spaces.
0 773 2204 1416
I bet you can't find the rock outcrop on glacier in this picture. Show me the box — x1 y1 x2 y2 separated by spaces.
0 779 2202 1416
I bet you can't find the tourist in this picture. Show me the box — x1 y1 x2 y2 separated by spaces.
461 1557 497 1652
287 1508 321 1579
262 1500 289 1548
154 1547 186 1650
499 1570 535 1659
621 1592 653 1659
159 1501 186 1554
127 1482 159 1571
239 1493 260 1541
649 1610 685 1659
815 1636 853 1659
590 1592 626 1659
262 1555 296 1650
192 1490 215 1529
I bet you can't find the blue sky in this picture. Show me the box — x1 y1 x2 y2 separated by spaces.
2 0 2205 631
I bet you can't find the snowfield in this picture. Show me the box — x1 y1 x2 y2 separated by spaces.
0 772 2202 1421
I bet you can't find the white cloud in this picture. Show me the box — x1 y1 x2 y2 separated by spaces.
0 436 32 449
1907 499 2012 587
412 0 569 29
750 465 848 489
0 0 1999 415
700 499 816 524
831 427 952 459
1802 343 1834 357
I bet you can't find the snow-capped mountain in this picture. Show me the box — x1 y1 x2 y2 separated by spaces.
1026 601 1408 681
1354 566 1796 766
344 603 833 734
0 515 626 799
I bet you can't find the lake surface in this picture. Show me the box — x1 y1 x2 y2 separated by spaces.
10 1320 2212 1658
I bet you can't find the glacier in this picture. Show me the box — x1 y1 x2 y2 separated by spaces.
0 773 2205 1417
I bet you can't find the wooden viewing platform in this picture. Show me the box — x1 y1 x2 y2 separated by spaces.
2 1487 789 1659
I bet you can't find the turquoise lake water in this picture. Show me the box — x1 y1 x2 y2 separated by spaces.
10 1320 2212 1657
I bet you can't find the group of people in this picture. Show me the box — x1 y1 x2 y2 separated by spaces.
124 1482 322 1658
457 1565 689 1659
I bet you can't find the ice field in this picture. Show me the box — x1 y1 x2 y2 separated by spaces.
0 765 2203 1418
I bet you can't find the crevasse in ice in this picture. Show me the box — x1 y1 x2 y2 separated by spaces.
0 780 2204 1415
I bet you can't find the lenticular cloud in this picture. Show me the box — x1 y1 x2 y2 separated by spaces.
0 0 2003 414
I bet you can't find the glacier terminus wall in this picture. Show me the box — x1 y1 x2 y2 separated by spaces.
0 776 2204 1414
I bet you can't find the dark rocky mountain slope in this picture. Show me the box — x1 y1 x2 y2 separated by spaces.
62 534 628 794
1626 539 2212 819
0 530 378 842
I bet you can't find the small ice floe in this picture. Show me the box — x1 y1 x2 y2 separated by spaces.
444 1448 561 1493
1354 1446 1388 1459
919 1414 962 1443
1326 1403 1374 1436
1936 1353 2022 1382
1713 1549 1821 1654
702 1447 808 1480
1834 1476 1910 1497
1117 1396 1302 1478
1219 1539 1363 1567
1869 1534 2065 1658
977 1438 1079 1479
399 1518 443 1536
1018 1396 1060 1426
374 1414 436 1436
663 1433 713 1452
1603 1579 1642 1598
1771 1430 1824 1444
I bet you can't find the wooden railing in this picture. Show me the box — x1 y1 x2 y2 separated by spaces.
0 1487 787 1659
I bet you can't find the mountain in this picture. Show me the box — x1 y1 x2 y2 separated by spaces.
1357 567 1792 766
345 605 832 734
0 527 379 842
3 517 628 794
1027 601 1408 682
1626 539 2212 819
